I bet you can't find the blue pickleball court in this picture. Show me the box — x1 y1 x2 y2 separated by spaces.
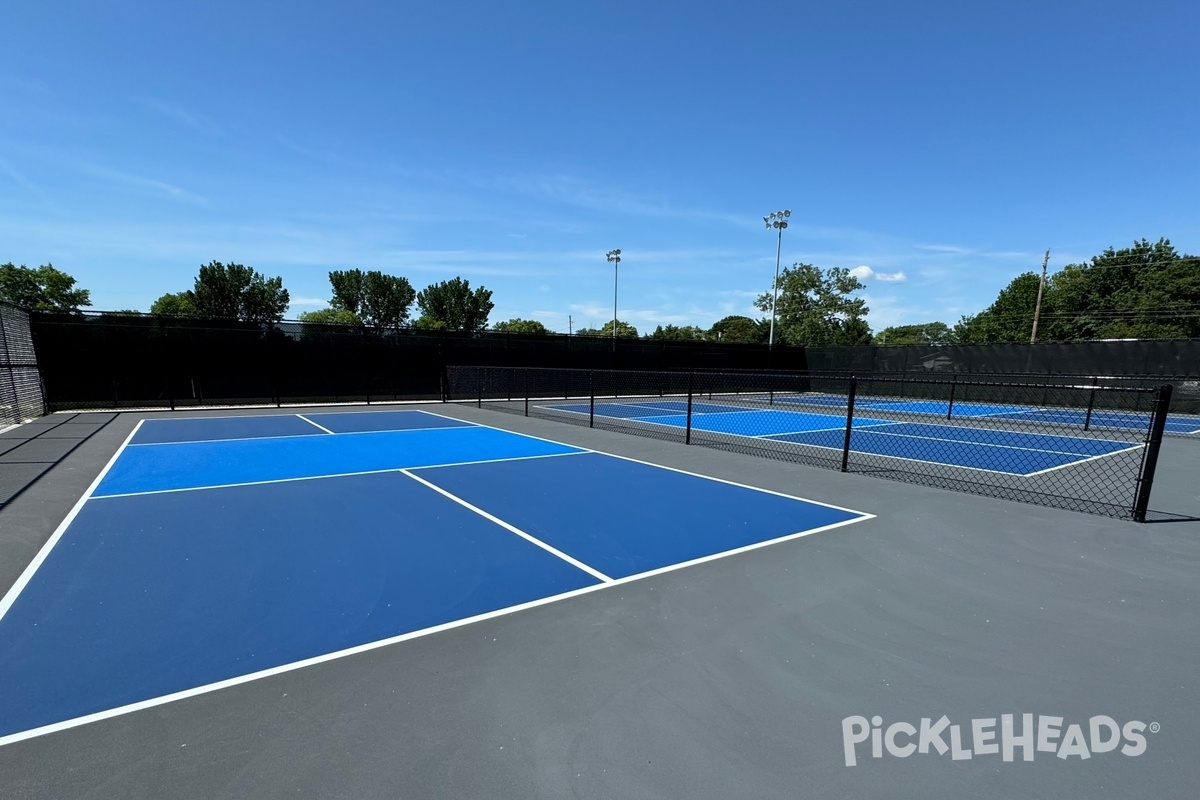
0 409 871 744
770 392 1200 434
540 399 1142 475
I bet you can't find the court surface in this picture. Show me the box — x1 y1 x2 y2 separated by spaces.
0 409 870 744
1 403 1198 800
541 399 1141 474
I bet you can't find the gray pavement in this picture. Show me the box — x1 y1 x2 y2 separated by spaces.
1 403 1197 799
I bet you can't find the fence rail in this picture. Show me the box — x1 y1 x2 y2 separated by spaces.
447 366 1178 522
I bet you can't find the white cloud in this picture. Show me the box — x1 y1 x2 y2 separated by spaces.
848 265 906 283
288 297 329 308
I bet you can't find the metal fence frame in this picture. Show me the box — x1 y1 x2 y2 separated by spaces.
447 365 1175 522
0 302 46 426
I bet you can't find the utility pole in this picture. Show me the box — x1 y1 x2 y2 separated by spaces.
568 315 573 335
1030 248 1050 343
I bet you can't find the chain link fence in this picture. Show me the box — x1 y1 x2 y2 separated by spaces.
448 366 1179 522
806 340 1200 415
0 303 46 426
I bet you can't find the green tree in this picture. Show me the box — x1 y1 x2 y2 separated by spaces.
327 269 416 330
952 239 1200 343
190 261 289 322
873 322 952 346
492 318 552 335
415 278 494 332
298 308 364 326
412 316 447 331
951 272 1041 343
1042 238 1200 341
576 320 639 338
646 324 707 341
755 263 871 346
0 263 91 311
150 291 198 317
708 315 768 343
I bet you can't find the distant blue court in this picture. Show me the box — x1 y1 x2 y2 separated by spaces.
772 393 1200 434
541 399 1143 475
0 409 871 743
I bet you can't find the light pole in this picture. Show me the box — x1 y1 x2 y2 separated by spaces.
764 210 790 348
606 249 621 350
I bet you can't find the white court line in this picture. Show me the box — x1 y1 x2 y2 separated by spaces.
294 414 335 434
89 451 588 500
858 427 1130 458
126 423 474 448
1021 444 1145 477
0 420 145 623
400 469 613 583
0 509 869 750
755 435 1030 476
130 407 452 425
420 407 876 516
747 420 900 438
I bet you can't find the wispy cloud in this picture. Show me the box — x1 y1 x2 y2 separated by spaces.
499 172 754 228
0 156 53 206
288 296 329 308
876 271 907 282
139 97 222 136
915 243 971 254
85 165 209 206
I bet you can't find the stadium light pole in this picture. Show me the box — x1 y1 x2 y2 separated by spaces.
606 249 622 350
764 210 790 348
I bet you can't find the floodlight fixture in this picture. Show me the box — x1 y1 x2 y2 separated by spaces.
764 209 791 348
606 249 623 349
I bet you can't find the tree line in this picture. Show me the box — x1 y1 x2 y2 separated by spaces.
3 237 1194 344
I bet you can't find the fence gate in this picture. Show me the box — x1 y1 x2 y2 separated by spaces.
0 302 46 426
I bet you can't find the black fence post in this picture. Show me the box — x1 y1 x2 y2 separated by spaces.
946 376 957 420
841 377 858 473
685 372 694 445
589 371 595 428
1083 388 1097 431
477 366 483 409
524 369 530 417
1132 384 1173 522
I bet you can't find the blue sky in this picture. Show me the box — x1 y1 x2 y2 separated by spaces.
2 0 1196 333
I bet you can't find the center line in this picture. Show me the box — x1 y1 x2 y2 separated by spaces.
296 414 335 434
399 469 614 584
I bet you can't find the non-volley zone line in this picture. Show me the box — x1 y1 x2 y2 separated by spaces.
771 393 1200 435
761 422 1139 476
96 424 590 497
0 413 872 745
984 407 1200 435
539 400 893 437
768 393 1036 418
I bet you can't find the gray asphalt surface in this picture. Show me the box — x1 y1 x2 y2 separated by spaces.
1 403 1197 799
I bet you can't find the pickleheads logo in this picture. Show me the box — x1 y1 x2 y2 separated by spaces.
842 714 1158 767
